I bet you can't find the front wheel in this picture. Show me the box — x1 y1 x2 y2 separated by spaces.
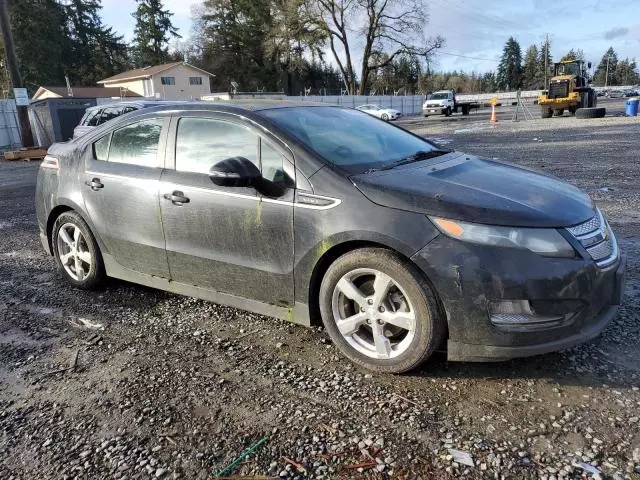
381 113 389 121
444 107 452 117
319 248 445 373
52 211 105 289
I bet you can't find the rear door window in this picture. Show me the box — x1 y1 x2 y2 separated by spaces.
108 119 164 167
93 133 111 161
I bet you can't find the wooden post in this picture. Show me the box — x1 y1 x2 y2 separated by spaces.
0 0 33 147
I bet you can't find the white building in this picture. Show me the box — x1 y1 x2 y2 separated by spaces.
97 62 215 100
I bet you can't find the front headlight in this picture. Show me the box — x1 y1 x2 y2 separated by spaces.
430 217 575 258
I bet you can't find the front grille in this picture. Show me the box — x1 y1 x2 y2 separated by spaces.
548 81 569 99
426 103 441 108
566 209 618 268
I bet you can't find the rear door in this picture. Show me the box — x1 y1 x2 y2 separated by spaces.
159 112 295 305
81 115 171 277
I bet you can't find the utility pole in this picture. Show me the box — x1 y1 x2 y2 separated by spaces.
604 55 611 88
544 33 549 90
0 0 33 147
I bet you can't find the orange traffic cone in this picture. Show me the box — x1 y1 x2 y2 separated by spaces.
490 104 497 125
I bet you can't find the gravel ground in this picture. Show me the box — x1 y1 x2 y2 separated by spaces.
1 108 639 479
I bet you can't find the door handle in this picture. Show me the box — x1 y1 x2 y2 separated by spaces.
84 178 104 191
163 191 190 205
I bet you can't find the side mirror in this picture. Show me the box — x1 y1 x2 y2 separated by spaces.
209 157 261 187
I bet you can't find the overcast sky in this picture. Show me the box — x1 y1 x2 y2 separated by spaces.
102 0 639 73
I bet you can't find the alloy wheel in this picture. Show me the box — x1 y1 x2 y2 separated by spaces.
331 268 416 359
56 223 92 281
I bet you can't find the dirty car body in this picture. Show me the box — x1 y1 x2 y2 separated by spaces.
35 102 625 371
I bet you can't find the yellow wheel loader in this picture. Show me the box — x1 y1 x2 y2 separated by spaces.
538 60 602 118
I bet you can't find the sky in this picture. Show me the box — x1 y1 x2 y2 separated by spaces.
102 0 640 74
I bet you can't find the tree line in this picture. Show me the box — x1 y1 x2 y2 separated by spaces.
1 0 443 96
493 37 639 92
1 1 638 97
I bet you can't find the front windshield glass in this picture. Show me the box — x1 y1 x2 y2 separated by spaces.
430 92 449 100
260 107 437 174
556 62 580 76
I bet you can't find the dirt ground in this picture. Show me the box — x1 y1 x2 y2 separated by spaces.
1 101 639 479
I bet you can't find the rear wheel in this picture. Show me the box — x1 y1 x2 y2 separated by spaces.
568 106 577 115
52 211 105 289
319 248 445 373
554 108 565 117
576 107 606 119
541 106 553 118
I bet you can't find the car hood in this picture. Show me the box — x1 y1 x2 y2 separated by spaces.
350 152 595 228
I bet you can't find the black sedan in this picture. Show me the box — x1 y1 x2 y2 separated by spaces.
35 102 625 373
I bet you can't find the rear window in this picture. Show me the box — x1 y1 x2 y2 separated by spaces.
100 107 122 125
86 109 102 126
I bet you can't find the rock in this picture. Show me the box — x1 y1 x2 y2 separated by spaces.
448 448 474 467
155 468 167 478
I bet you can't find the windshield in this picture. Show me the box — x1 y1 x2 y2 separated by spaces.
556 62 580 76
430 92 449 100
260 107 437 174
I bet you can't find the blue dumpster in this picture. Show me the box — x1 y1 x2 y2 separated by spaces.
626 98 639 117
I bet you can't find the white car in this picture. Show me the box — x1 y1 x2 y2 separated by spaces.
356 104 401 121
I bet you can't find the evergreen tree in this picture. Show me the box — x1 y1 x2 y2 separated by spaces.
614 58 638 86
560 49 584 62
522 44 538 89
496 37 522 90
61 0 129 85
195 0 276 92
537 38 552 88
480 71 497 93
593 47 618 86
7 0 67 91
131 0 181 67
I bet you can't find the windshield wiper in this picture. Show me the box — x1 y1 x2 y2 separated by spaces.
365 149 451 173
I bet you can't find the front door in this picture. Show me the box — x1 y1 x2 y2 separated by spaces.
159 113 295 306
81 116 170 278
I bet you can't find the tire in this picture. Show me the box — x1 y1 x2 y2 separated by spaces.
541 106 552 118
381 113 389 121
554 109 564 117
444 107 452 117
568 106 576 115
576 107 606 119
52 211 105 289
318 248 445 373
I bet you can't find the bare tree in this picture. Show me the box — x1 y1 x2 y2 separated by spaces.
310 0 443 94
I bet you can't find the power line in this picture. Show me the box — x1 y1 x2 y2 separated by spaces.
438 51 499 62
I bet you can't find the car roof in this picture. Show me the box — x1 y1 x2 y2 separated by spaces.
86 100 187 111
126 99 341 117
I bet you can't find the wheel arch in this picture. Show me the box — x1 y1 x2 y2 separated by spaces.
46 201 105 255
306 239 447 332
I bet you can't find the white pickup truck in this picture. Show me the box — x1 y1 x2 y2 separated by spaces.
422 90 478 117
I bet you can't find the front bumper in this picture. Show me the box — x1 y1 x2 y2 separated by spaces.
423 105 447 115
411 235 626 362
